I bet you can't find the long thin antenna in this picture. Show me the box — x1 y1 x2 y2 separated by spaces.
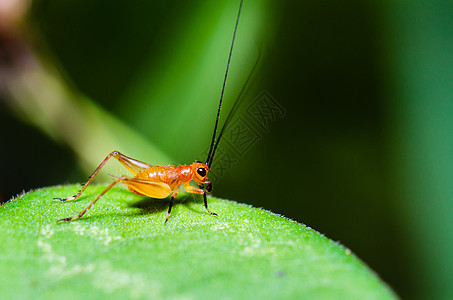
206 0 244 166
207 54 260 168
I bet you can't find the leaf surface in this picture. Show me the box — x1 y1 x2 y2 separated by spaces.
0 185 396 299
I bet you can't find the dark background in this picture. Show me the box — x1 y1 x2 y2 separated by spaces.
1 0 453 298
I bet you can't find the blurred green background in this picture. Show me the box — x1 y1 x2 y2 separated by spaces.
1 0 453 298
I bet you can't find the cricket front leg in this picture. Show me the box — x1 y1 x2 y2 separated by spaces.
183 183 217 216
202 192 217 216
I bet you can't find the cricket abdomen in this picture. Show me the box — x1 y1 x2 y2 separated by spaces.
135 165 193 191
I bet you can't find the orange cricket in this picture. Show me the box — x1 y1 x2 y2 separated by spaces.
56 151 215 223
54 0 244 223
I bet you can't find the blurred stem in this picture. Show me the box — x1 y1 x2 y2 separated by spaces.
0 11 171 173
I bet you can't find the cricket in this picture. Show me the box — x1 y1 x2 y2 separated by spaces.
55 0 246 223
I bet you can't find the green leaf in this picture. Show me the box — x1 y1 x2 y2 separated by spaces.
0 185 396 299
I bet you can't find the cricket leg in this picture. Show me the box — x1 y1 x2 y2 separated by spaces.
54 151 151 202
120 177 174 223
203 192 217 216
165 191 178 224
57 176 127 222
110 151 152 175
183 183 217 216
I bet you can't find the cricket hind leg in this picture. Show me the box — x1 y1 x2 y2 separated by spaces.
54 151 151 202
120 177 175 223
58 176 128 222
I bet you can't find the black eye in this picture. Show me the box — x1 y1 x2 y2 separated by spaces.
197 168 206 177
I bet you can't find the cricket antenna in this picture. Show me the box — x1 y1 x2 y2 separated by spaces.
206 0 244 168
206 53 260 168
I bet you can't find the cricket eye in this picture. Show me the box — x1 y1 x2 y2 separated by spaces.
197 168 207 177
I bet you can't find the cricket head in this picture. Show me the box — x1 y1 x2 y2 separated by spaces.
191 161 212 192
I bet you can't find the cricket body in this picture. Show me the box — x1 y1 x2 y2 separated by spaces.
55 0 244 223
56 151 214 223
